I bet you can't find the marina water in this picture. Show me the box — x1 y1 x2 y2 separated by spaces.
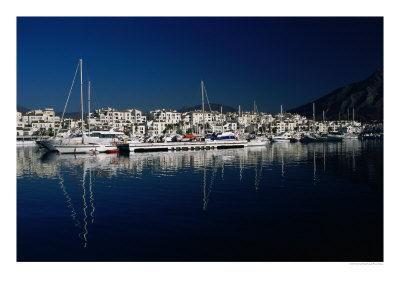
17 140 383 261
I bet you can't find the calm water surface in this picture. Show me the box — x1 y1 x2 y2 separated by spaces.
17 140 383 261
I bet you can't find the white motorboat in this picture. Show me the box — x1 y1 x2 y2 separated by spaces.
247 135 269 146
271 132 293 142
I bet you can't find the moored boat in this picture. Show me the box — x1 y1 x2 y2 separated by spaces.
271 132 293 142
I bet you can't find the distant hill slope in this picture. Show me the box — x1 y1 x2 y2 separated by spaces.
288 70 383 122
178 103 237 113
17 105 30 114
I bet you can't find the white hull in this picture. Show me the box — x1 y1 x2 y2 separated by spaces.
40 136 118 152
247 140 269 147
16 140 36 146
39 137 83 151
272 138 291 142
54 144 117 154
343 135 359 139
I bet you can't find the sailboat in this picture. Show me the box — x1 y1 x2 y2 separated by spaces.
200 80 247 145
271 105 295 142
51 59 118 154
247 101 269 147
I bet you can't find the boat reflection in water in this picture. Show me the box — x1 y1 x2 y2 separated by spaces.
17 140 382 261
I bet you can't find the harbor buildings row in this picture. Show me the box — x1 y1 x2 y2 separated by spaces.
16 106 362 137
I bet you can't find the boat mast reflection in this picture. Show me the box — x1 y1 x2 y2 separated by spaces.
80 163 88 248
55 157 97 248
89 167 95 224
25 141 369 218
203 151 207 211
313 148 316 185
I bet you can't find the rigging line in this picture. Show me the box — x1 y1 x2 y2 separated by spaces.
70 103 82 137
56 62 80 138
203 85 212 112
70 84 89 136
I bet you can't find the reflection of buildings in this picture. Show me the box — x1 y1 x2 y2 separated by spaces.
17 141 366 181
16 140 381 248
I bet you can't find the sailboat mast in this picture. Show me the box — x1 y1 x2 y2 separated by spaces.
313 102 315 122
88 80 91 136
352 107 354 125
201 80 205 135
254 101 257 135
221 106 223 133
80 59 84 132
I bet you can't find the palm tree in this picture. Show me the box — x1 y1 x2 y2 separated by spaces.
164 124 174 134
48 127 54 137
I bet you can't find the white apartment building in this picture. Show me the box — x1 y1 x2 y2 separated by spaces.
95 107 143 127
31 120 56 130
150 109 181 124
190 110 218 125
21 108 56 125
238 112 258 127
151 121 167 136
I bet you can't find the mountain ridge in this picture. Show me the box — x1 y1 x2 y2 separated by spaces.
288 70 383 121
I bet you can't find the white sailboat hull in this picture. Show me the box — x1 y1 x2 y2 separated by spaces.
272 138 291 142
54 144 117 154
247 140 269 146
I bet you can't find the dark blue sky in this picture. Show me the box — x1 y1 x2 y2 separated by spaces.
17 17 383 114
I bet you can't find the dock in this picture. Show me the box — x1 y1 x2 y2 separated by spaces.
117 140 248 152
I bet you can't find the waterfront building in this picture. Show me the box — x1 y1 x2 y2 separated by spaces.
94 107 144 128
150 109 181 124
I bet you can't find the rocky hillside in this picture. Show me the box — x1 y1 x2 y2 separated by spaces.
17 105 30 114
288 70 383 122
